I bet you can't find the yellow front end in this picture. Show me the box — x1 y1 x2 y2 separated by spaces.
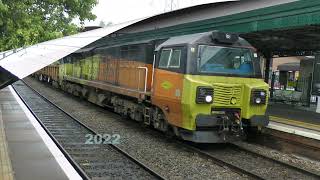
179 75 269 142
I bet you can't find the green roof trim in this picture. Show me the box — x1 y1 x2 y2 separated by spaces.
98 0 320 46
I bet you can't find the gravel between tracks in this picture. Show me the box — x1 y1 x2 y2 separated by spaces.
24 78 245 180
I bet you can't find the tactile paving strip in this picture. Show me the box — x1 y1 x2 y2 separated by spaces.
0 107 14 180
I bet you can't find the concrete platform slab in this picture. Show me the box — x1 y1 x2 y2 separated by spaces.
268 121 320 140
0 86 82 180
0 106 14 180
267 104 320 126
267 103 320 139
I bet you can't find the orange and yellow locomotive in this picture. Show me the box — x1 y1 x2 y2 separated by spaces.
35 31 269 143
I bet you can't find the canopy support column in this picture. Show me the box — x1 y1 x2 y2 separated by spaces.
317 97 320 113
264 52 273 83
314 54 320 113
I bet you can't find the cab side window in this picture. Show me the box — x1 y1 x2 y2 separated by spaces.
159 49 171 68
169 50 181 68
159 48 181 69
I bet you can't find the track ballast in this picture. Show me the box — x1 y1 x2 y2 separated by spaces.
12 81 165 180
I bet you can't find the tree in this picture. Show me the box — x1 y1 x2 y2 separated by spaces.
0 0 98 51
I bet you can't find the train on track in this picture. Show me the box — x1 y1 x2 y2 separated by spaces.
34 31 269 143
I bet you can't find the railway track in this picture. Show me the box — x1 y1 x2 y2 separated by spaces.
20 79 320 180
185 143 320 180
229 143 320 177
12 81 165 180
254 127 320 161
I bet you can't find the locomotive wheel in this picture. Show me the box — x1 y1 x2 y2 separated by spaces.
165 125 175 138
244 126 260 142
153 108 169 133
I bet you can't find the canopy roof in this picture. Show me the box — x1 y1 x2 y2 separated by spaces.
0 20 147 89
0 20 142 80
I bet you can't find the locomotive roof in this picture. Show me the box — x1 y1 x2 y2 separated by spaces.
155 31 252 51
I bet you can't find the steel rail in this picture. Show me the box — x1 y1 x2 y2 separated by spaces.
11 84 91 180
228 143 320 178
179 142 265 180
14 81 166 180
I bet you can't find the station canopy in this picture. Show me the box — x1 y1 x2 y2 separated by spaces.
0 19 143 89
242 26 320 57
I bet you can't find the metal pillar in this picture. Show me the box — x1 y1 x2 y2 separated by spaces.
264 53 273 83
270 72 275 99
306 74 312 107
314 54 320 113
317 97 320 113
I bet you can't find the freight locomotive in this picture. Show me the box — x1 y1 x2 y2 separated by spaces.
34 31 269 143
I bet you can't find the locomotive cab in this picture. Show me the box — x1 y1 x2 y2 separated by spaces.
152 31 269 143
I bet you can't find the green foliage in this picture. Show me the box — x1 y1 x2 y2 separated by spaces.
0 0 97 51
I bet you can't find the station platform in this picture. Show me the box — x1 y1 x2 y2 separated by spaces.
267 103 320 140
0 86 81 180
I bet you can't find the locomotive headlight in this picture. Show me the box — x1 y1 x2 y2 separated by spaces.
255 97 262 104
251 89 267 105
205 95 213 103
196 87 214 104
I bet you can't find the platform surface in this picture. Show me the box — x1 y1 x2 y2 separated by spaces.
0 98 14 180
0 87 75 180
267 103 320 131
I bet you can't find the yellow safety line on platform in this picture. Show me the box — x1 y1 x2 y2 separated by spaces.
269 115 320 131
0 108 14 180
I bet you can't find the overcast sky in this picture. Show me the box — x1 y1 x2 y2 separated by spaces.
84 0 233 26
